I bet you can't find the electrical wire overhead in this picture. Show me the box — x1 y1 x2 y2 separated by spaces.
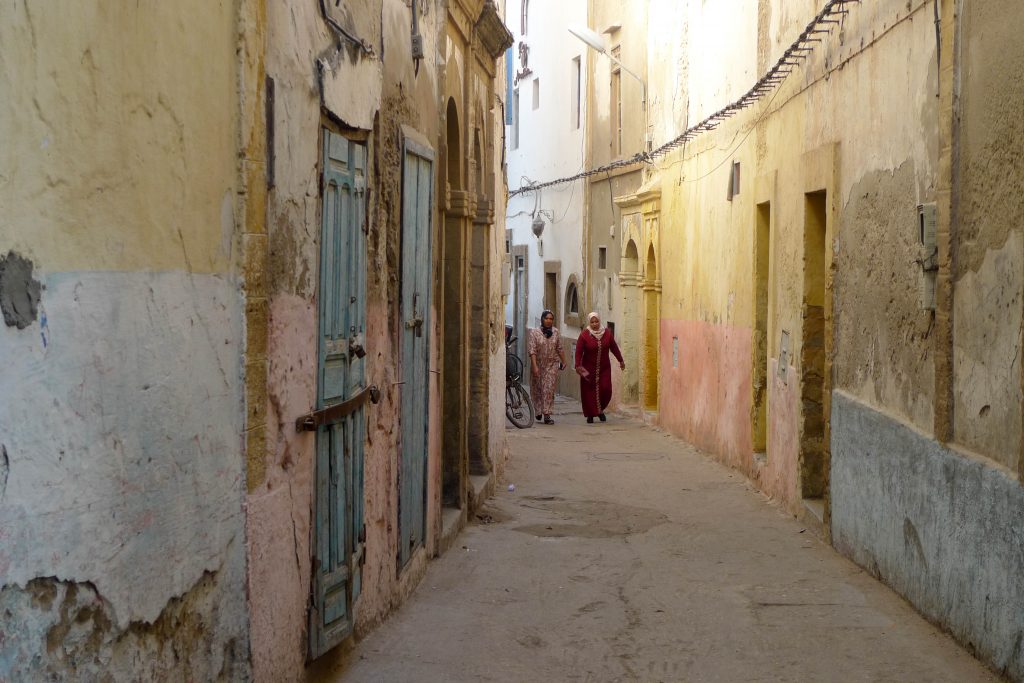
509 0 859 198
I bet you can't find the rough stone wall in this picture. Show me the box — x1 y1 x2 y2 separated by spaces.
0 2 249 678
489 0 511 480
833 163 936 433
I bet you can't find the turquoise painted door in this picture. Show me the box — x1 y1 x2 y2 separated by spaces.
310 130 367 658
398 140 433 569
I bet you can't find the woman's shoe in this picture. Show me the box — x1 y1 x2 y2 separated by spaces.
536 414 542 421
543 415 554 425
598 413 607 422
586 416 594 424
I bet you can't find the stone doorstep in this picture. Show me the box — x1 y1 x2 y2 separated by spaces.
438 506 465 556
801 497 826 541
437 473 495 555
468 474 493 510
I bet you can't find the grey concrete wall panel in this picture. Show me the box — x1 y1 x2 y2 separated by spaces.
831 390 1024 680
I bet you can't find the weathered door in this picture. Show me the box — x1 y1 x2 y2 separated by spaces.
512 249 528 362
310 130 367 658
398 139 433 569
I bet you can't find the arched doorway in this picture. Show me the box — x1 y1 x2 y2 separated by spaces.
441 97 466 508
643 243 660 411
619 239 641 404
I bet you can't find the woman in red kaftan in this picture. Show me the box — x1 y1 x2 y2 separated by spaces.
574 312 625 423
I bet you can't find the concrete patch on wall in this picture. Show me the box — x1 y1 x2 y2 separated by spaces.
0 251 42 329
831 390 1024 681
0 270 247 674
833 163 935 433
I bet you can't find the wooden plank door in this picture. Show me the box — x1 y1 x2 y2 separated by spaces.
398 140 433 569
310 129 367 659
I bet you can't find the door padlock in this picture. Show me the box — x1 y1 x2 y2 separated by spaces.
349 333 367 359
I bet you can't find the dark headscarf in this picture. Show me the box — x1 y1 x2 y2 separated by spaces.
540 309 554 338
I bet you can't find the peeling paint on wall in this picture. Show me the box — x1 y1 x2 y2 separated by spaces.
0 571 246 682
0 271 248 674
0 251 42 330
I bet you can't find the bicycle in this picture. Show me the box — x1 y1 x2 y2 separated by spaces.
505 327 535 428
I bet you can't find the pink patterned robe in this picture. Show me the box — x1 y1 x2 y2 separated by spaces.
528 327 562 415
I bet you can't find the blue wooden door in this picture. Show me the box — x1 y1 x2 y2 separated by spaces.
310 130 367 658
398 140 433 569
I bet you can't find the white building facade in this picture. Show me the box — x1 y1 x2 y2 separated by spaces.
504 0 587 398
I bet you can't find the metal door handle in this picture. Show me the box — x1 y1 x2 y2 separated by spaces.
295 384 381 431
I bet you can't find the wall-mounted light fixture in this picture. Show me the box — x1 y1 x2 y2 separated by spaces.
531 215 546 238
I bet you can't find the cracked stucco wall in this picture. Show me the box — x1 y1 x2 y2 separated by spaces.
952 0 1024 474
0 2 249 678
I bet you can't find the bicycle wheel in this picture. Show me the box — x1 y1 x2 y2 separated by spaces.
506 382 535 428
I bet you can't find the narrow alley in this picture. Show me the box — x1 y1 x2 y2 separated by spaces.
332 400 994 682
3 0 1024 679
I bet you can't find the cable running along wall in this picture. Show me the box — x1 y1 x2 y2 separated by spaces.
509 0 861 198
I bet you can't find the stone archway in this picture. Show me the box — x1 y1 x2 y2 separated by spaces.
467 115 492 479
619 238 642 404
643 243 661 411
441 97 468 509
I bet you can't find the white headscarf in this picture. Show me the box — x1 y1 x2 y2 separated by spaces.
587 311 606 340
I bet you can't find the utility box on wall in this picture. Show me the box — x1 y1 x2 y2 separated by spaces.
918 203 938 311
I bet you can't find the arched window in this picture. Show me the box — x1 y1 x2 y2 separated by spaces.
446 98 461 190
564 275 581 327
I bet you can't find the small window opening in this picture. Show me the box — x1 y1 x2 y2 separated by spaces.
598 247 608 270
571 56 581 130
565 281 579 318
532 78 540 110
512 89 520 150
728 161 741 201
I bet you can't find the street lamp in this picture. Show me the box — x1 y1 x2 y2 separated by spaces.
568 25 647 110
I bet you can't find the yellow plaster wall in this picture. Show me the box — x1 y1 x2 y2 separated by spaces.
0 1 241 275
651 0 939 434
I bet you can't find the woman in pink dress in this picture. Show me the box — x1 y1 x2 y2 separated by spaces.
574 311 625 423
528 310 567 425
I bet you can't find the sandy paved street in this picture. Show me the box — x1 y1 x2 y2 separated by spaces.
331 399 996 682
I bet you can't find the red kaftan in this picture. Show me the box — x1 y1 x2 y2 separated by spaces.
574 328 624 418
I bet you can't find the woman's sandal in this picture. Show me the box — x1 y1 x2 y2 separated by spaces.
543 415 554 425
